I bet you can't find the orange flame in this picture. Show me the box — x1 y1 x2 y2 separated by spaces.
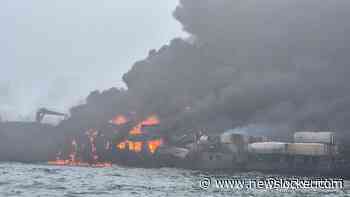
148 139 163 154
129 115 160 135
128 141 143 153
141 115 160 126
115 114 162 154
116 138 162 154
129 125 142 135
110 115 128 125
48 130 112 168
117 141 127 149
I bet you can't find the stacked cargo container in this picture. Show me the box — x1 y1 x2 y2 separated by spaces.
248 142 288 155
290 131 337 156
247 141 291 171
220 131 269 165
245 131 338 173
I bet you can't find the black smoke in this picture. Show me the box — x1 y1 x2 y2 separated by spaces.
3 0 350 162
63 0 350 141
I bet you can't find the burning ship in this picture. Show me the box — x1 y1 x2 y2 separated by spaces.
111 115 164 167
2 0 350 182
45 113 165 168
0 93 349 178
2 105 350 179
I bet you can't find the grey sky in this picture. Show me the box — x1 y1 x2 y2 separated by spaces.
0 0 185 120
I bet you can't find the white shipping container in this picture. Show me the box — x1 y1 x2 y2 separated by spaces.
287 143 332 156
248 142 288 154
294 131 336 144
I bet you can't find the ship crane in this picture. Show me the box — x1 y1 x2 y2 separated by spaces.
36 108 68 123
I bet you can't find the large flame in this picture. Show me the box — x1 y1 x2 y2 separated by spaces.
116 115 162 154
116 139 162 154
148 139 163 154
129 115 160 135
49 114 162 167
128 141 143 153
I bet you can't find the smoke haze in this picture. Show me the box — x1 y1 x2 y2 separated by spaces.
2 0 350 140
118 0 350 138
0 0 185 120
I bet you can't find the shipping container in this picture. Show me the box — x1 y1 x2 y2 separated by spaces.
220 130 267 144
286 143 334 156
248 142 288 154
294 131 336 144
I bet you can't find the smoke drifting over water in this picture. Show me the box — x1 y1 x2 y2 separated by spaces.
116 0 350 138
12 0 350 140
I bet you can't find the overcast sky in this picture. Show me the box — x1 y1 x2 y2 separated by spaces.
0 0 185 120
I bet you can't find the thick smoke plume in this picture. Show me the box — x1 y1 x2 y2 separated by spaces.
63 0 350 141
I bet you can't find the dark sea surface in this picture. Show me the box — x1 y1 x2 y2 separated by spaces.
0 162 349 197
